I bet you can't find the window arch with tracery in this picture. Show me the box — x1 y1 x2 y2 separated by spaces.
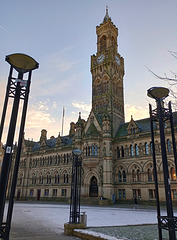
100 35 107 52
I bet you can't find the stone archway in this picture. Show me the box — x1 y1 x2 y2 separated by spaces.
89 176 98 197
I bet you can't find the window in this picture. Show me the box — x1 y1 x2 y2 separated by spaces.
118 171 122 182
137 169 141 182
135 144 139 156
30 189 34 196
171 167 176 181
172 190 177 199
167 139 172 153
149 189 154 199
148 169 152 182
132 170 136 182
95 145 97 156
121 146 124 157
130 145 134 156
117 147 120 158
45 189 49 196
123 189 126 198
55 174 60 184
100 35 106 52
88 146 90 156
145 142 149 155
53 189 57 197
62 189 67 197
123 170 126 182
118 189 122 198
92 145 94 156
150 142 153 154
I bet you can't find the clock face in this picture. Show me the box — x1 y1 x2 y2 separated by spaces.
97 54 105 64
115 55 120 65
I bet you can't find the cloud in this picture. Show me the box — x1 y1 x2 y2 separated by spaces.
125 104 149 122
72 101 91 113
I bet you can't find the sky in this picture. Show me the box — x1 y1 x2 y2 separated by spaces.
0 0 177 143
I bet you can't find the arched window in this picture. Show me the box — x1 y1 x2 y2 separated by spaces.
117 147 120 158
123 170 126 182
132 170 136 182
121 146 124 157
145 142 149 155
86 146 87 156
64 154 66 163
167 139 172 153
150 142 153 154
95 145 97 156
88 146 90 156
135 144 139 156
148 169 152 182
92 145 94 156
118 171 122 182
137 169 141 182
171 167 176 181
100 35 106 52
130 145 134 156
55 174 60 184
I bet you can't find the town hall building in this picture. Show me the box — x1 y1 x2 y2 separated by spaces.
12 9 177 203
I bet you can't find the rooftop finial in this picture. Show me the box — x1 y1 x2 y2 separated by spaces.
103 5 111 23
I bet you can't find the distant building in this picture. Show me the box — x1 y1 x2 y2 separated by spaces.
13 9 177 202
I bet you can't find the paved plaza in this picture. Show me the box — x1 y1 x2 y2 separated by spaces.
5 202 174 239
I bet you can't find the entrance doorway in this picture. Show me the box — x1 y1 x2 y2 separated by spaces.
89 176 98 197
37 189 41 201
17 190 21 200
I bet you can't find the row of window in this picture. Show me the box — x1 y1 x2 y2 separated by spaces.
29 188 67 197
118 189 177 200
31 154 71 168
85 145 98 157
116 167 176 183
117 139 172 158
30 173 69 185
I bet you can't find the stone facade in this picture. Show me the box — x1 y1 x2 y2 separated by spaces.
12 10 177 203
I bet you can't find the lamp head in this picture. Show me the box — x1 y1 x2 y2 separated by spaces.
147 87 169 100
72 149 82 156
6 53 39 73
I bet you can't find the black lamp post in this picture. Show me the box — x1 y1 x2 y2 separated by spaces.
0 53 39 240
69 149 82 224
148 87 177 240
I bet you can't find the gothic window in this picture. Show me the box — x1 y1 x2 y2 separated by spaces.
167 139 172 153
148 169 152 182
92 145 94 156
64 154 66 163
100 35 106 52
55 174 60 184
132 170 136 182
130 145 134 156
123 170 126 182
121 146 124 157
118 171 122 182
67 154 69 163
95 145 97 156
135 144 139 156
145 142 149 155
64 173 68 184
117 147 120 158
137 169 141 182
88 146 90 156
86 146 87 156
150 142 153 154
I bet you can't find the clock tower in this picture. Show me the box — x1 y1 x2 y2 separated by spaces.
91 8 125 136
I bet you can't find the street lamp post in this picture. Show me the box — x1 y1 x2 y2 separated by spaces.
0 53 39 240
147 87 177 240
69 149 82 224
